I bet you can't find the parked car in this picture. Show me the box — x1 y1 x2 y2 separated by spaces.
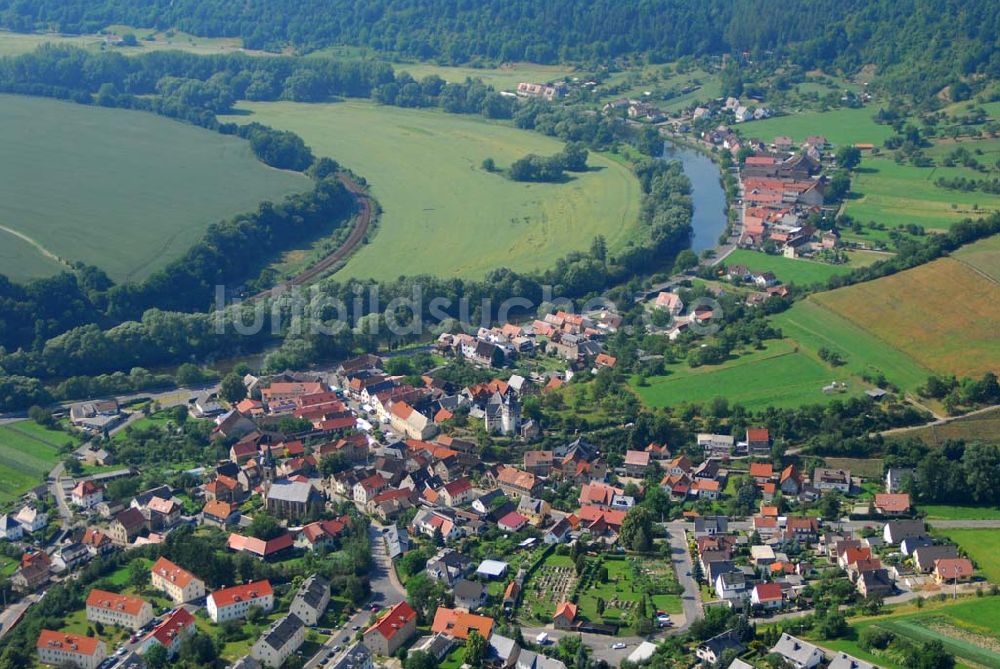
611 642 626 650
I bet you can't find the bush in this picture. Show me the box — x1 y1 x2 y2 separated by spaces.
859 625 894 651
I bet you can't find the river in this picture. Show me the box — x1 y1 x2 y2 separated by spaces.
662 142 728 254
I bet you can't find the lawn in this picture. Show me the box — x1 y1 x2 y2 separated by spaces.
440 646 466 669
814 597 1000 669
631 339 866 411
823 458 884 480
722 249 855 287
921 505 1000 521
771 298 935 393
935 530 1000 584
0 94 310 282
744 107 894 147
229 100 641 281
953 232 1000 283
813 258 1000 379
845 157 1000 230
0 421 75 504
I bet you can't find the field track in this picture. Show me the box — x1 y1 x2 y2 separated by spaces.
252 173 372 299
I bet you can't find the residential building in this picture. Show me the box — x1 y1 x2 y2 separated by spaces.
207 580 274 623
828 653 877 669
883 519 926 545
913 545 960 572
476 560 509 580
332 643 373 669
86 590 153 631
885 467 915 493
15 505 47 533
150 557 205 604
694 516 728 537
364 602 417 656
140 608 195 658
426 548 473 585
202 500 240 528
544 518 572 544
935 558 974 584
71 481 104 509
389 401 437 440
290 575 330 626
698 434 734 457
0 514 23 541
454 579 488 611
12 551 50 592
496 467 541 497
857 569 894 598
37 630 106 669
696 630 747 665
769 634 823 669
109 508 147 546
432 607 494 640
813 468 851 493
751 582 784 610
623 450 651 477
715 572 749 602
874 493 910 516
440 478 476 507
746 427 771 455
227 532 295 560
251 614 305 668
353 475 390 505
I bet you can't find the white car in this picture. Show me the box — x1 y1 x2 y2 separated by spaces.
611 642 626 650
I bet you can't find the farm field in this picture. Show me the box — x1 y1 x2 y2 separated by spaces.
722 249 856 286
743 107 894 147
771 299 935 393
953 233 1000 283
0 227 66 280
845 157 1000 230
630 339 866 411
935 530 1000 584
0 421 76 504
886 407 1000 447
814 597 1000 669
813 258 1000 379
233 100 641 281
0 95 310 283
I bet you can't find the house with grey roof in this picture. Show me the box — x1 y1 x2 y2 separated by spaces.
383 524 409 559
828 652 876 669
290 574 330 626
696 630 746 664
251 614 305 668
883 519 927 545
487 634 520 668
331 643 373 669
913 545 961 572
770 634 823 669
454 579 488 611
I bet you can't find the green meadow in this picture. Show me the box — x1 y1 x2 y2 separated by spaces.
935 530 1000 584
722 249 856 287
0 421 76 504
770 298 935 393
743 107 894 147
0 95 310 283
631 339 864 410
232 99 641 281
846 157 1000 230
0 27 248 57
953 232 1000 283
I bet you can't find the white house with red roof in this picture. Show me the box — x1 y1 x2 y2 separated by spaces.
86 589 153 630
150 557 205 604
440 477 475 507
37 630 106 669
71 481 104 509
207 580 274 622
139 608 195 658
363 601 417 657
751 582 784 609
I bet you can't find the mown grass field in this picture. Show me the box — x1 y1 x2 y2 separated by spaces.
631 339 865 410
771 299 935 393
743 107 894 147
935 530 1000 584
722 249 856 286
823 457 884 479
387 61 575 91
233 100 641 281
953 232 1000 283
0 421 76 504
921 505 1000 521
814 597 1000 669
813 258 1000 379
0 27 248 57
845 157 1000 230
886 407 1000 447
0 95 310 283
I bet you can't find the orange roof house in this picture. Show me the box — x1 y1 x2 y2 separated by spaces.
874 493 911 515
749 463 774 480
553 601 577 628
431 607 494 640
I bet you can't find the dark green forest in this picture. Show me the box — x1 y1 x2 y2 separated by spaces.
1 0 997 99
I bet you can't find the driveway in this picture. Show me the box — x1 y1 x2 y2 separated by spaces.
664 522 702 631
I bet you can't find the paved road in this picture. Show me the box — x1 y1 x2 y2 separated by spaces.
878 402 1000 436
665 522 702 630
0 592 40 641
302 522 405 669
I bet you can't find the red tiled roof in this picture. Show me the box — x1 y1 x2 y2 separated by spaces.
86 589 147 617
554 601 577 621
148 608 194 647
37 630 101 656
151 557 198 588
753 582 783 601
209 580 272 609
367 601 417 641
227 532 294 557
936 558 974 579
431 607 494 640
203 500 237 520
749 463 773 478
874 493 910 513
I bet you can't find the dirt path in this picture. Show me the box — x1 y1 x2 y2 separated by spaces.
0 223 70 268
252 173 373 300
